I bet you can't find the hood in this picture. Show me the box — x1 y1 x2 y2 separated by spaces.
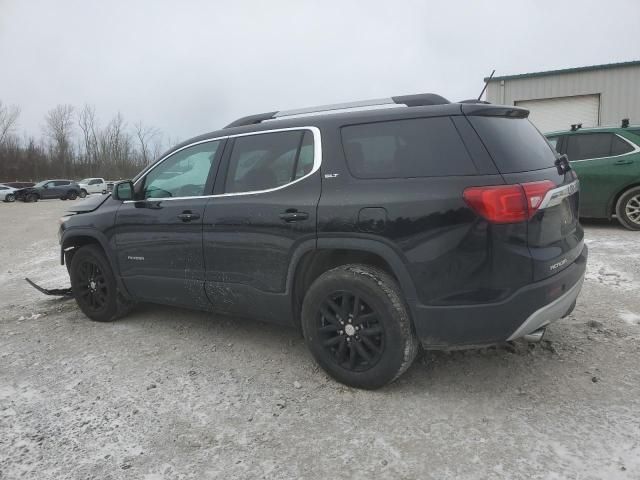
66 193 111 213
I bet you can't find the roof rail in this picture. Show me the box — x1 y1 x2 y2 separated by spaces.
224 93 450 128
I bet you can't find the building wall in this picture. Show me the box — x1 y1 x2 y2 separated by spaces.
486 65 640 126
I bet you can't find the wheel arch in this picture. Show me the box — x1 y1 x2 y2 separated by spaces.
61 229 132 299
288 237 417 330
610 181 640 217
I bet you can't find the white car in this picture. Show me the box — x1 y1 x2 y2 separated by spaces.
77 178 107 197
0 183 17 202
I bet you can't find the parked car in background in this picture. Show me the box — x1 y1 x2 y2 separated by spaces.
15 179 82 202
2 181 35 189
546 124 640 230
0 183 18 202
58 94 587 389
77 178 108 197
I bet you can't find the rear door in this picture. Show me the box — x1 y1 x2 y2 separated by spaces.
564 132 638 217
202 127 321 324
114 139 225 308
467 111 583 282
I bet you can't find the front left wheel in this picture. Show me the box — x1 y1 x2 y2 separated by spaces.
616 186 640 231
301 264 418 389
69 245 132 322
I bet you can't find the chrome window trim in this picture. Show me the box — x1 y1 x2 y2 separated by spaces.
538 180 580 209
566 133 640 163
125 126 321 203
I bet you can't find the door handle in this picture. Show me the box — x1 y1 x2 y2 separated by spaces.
614 159 633 165
279 210 309 222
177 211 200 222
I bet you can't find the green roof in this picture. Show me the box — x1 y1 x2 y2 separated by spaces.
485 60 640 82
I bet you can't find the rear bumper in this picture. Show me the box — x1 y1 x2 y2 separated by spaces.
410 245 588 348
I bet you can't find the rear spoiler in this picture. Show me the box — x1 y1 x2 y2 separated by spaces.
461 104 529 118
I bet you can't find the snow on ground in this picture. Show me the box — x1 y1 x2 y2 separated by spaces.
1 202 640 479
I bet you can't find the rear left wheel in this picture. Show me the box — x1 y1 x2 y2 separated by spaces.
616 186 640 231
301 264 418 389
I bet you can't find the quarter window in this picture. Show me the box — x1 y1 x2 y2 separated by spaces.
341 117 477 179
611 135 634 156
143 141 221 198
224 130 314 193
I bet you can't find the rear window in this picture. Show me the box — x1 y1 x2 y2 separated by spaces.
341 117 476 179
469 117 556 173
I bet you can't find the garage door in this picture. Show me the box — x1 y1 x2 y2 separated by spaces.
515 94 600 134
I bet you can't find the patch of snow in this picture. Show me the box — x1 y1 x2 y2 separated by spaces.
618 310 640 326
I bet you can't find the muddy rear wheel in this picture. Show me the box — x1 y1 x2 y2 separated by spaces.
301 264 418 389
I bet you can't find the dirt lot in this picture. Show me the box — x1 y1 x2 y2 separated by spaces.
1 199 639 480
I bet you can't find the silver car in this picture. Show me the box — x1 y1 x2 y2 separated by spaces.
0 184 17 202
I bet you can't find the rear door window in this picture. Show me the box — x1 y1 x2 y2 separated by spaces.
224 130 314 193
341 117 476 179
468 117 556 173
565 133 613 161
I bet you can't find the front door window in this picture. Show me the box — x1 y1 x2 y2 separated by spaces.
142 141 221 198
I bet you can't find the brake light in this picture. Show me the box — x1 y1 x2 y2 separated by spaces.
463 181 555 224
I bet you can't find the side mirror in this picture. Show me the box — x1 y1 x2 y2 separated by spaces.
113 180 134 201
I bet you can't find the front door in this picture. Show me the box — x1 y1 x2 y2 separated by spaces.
42 181 60 198
114 139 225 308
202 128 320 324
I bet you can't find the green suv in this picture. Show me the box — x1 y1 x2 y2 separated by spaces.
546 124 640 230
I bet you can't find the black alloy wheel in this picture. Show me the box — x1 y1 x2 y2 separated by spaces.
317 291 385 372
75 258 109 314
69 244 134 322
301 264 418 389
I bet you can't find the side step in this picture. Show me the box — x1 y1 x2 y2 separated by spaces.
25 278 73 297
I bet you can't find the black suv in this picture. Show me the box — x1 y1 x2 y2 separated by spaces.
16 179 81 202
58 94 587 389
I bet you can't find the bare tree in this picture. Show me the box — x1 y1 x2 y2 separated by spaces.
44 104 75 176
0 101 21 145
78 104 99 173
134 121 161 166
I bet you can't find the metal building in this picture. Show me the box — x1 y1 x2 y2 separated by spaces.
485 60 640 133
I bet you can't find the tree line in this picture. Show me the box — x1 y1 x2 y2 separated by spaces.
0 100 169 182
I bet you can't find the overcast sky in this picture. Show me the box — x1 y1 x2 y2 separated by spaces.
1 0 639 145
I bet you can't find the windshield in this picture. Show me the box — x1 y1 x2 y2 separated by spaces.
78 178 91 184
33 181 48 187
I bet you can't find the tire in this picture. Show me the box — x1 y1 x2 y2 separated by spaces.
79 189 87 198
301 264 419 389
61 196 68 201
69 244 133 322
67 190 78 200
4 193 15 202
615 186 640 231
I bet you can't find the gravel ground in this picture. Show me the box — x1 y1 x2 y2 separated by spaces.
1 199 639 480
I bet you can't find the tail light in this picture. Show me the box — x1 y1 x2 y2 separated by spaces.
463 181 555 224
